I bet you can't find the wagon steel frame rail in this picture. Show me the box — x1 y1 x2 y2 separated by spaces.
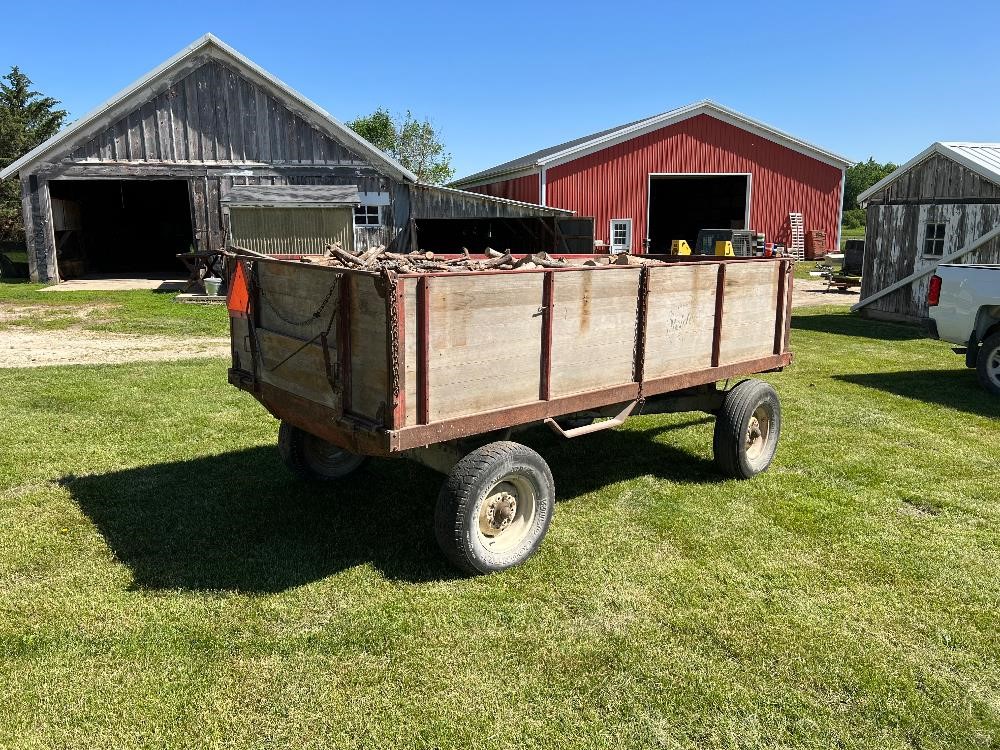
228 254 793 456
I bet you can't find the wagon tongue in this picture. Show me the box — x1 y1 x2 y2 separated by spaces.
227 261 251 317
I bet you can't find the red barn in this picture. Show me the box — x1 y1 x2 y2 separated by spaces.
452 100 852 254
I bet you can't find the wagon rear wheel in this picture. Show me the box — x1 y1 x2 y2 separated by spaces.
434 441 554 574
277 420 367 480
713 379 781 479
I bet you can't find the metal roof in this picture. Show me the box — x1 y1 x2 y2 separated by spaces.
857 142 1000 206
0 34 418 183
223 184 361 207
452 100 853 187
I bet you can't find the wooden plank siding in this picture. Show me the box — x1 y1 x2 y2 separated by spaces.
68 60 367 166
861 153 1000 321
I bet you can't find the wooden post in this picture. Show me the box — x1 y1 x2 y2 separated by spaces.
540 271 555 400
711 264 727 367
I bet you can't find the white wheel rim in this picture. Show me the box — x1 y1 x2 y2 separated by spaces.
988 344 1000 387
476 474 537 554
745 405 771 463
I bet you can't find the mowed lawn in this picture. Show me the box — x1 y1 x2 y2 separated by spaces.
1 305 998 749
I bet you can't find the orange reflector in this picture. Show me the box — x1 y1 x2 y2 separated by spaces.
227 261 250 317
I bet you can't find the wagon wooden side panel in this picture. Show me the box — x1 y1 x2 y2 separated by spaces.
643 264 718 378
549 267 641 397
717 262 781 364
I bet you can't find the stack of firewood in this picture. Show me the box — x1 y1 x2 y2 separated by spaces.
303 243 667 273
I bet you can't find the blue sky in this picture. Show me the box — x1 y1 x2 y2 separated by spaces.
4 0 998 177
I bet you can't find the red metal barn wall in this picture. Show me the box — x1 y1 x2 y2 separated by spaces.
465 173 539 204
546 115 842 248
466 115 843 250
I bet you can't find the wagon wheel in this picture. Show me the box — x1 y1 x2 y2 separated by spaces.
434 441 554 574
277 420 367 480
976 331 1000 396
712 379 782 479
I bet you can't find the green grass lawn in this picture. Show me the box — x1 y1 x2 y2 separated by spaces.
0 281 226 337
1 307 998 748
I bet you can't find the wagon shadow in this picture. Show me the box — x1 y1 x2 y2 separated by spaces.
791 312 924 341
62 417 721 592
834 369 1000 418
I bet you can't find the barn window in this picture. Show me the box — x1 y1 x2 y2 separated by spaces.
354 205 380 226
923 222 946 256
610 219 632 254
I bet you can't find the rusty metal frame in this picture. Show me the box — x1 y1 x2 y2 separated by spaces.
711 264 727 367
230 254 796 457
774 260 788 354
388 275 406 429
337 275 352 416
634 267 651 384
540 271 555 400
416 276 430 425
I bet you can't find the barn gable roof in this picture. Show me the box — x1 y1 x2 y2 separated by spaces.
451 100 853 188
0 34 418 183
857 142 1000 206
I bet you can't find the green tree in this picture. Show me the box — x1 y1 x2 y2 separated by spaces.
0 66 67 242
348 108 454 185
843 157 898 212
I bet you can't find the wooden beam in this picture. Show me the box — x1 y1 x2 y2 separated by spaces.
852 222 1000 312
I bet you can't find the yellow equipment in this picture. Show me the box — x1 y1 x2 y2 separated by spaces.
671 239 692 255
714 241 735 257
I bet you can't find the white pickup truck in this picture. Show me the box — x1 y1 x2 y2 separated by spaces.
926 264 1000 395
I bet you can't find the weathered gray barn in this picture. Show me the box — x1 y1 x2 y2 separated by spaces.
0 34 574 283
854 142 1000 322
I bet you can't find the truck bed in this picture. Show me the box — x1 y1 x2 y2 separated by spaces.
228 255 793 455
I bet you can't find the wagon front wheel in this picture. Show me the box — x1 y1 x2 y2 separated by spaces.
713 379 781 479
277 420 367 480
434 441 555 574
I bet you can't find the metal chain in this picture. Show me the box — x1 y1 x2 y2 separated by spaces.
384 270 402 405
259 276 339 328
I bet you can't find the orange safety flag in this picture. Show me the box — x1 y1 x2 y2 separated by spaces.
227 261 250 318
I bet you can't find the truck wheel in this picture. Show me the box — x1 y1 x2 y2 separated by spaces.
976 331 1000 396
277 420 366 480
713 379 781 479
434 441 554 574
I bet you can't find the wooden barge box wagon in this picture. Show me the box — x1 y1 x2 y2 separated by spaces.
226 252 794 573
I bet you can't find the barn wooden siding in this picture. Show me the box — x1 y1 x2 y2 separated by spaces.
18 52 397 281
459 114 843 250
228 206 356 255
861 153 1000 321
15 40 569 283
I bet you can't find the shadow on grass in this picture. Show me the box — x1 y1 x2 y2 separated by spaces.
792 312 924 341
61 416 719 592
835 369 1000 418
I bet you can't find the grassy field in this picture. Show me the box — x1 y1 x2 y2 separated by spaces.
0 281 227 336
1 306 998 748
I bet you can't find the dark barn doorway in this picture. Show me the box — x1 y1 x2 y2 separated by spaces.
47 180 193 278
647 174 748 253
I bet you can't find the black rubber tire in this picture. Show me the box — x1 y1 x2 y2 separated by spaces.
976 331 1000 396
713 379 782 480
434 441 554 574
277 420 367 480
